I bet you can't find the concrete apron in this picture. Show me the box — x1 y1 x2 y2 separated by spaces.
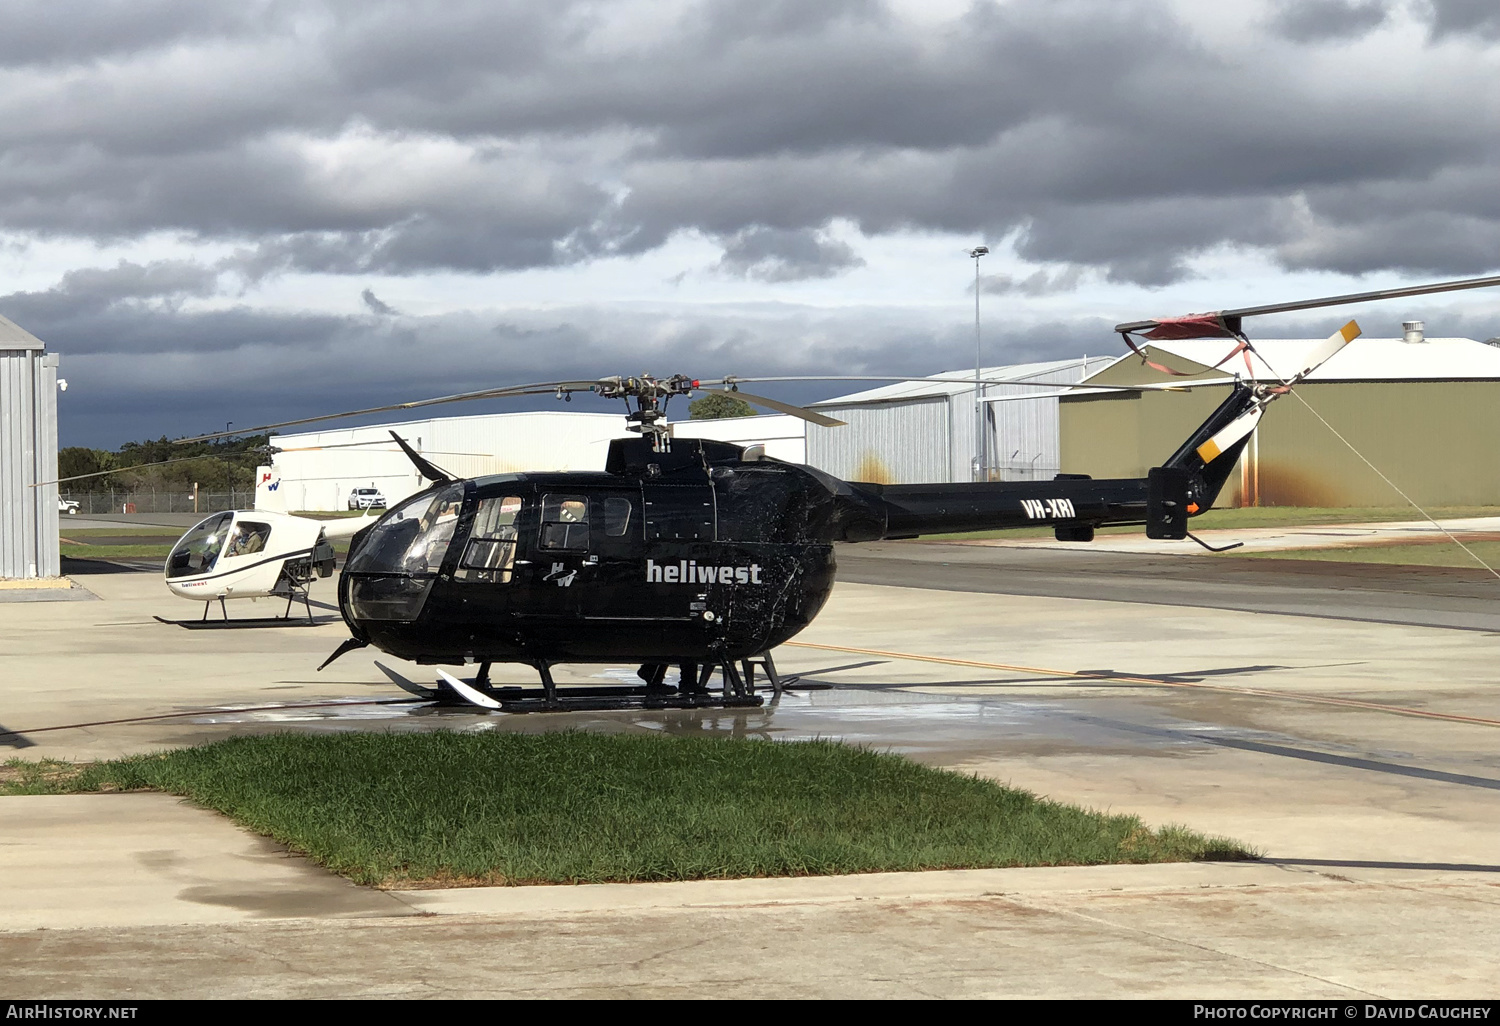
5 565 1500 995
2 795 1498 998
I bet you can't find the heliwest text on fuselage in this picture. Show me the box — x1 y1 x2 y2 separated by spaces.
646 559 763 585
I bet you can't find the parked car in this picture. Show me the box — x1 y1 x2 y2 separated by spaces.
348 487 387 511
58 497 80 515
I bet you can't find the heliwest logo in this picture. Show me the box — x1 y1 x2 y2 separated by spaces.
647 559 763 585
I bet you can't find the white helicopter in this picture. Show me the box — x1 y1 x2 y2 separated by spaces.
162 508 377 623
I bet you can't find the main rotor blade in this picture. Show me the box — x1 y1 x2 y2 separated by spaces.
32 451 231 488
695 388 846 427
175 379 605 443
707 374 1121 389
1115 273 1500 335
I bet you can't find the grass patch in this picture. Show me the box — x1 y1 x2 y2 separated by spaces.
59 543 173 559
58 527 187 538
1 734 1253 886
915 505 1500 542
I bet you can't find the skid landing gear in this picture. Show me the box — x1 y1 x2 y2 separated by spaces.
412 657 795 713
153 588 324 629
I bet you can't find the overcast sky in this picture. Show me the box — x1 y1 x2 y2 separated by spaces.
4 0 1499 447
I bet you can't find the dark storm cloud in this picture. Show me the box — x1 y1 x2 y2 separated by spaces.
1269 0 1391 42
0 260 224 328
38 293 1116 447
713 226 865 282
1424 0 1500 40
2 0 1498 285
979 266 1087 297
360 289 398 316
0 1 260 66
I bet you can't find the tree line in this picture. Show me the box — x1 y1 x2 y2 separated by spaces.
59 434 272 493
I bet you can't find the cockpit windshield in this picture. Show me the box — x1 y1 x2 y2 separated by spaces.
345 484 465 576
165 512 233 579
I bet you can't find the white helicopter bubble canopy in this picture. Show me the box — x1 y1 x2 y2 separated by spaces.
166 512 234 579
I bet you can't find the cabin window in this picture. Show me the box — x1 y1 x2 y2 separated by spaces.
540 494 590 550
345 483 465 576
458 495 523 583
165 512 233 578
601 496 632 538
224 521 272 559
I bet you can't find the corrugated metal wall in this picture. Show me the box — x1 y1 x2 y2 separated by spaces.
1061 379 1500 507
986 359 1111 481
806 397 952 484
807 358 1112 485
1 348 59 578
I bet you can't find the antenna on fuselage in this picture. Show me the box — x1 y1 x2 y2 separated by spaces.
389 431 455 483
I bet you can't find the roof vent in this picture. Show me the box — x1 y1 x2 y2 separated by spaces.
1403 320 1425 344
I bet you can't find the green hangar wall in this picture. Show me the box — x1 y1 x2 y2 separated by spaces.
1060 337 1500 508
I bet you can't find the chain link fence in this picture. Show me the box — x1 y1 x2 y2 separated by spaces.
59 490 257 515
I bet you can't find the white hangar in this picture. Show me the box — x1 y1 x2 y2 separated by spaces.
257 410 806 512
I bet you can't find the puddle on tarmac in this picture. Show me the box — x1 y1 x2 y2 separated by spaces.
185 670 1236 762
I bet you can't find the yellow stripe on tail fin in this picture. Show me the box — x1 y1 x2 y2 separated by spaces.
1196 407 1263 464
1290 320 1361 384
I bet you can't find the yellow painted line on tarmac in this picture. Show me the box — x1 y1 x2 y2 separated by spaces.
783 640 1500 729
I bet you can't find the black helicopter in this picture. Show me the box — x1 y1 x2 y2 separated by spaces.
177 273 1500 711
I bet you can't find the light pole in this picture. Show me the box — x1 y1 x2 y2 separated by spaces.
970 246 989 481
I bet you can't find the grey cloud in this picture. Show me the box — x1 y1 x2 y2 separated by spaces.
0 1 261 67
1270 0 1390 42
1424 0 1500 40
0 260 223 327
979 266 1087 297
361 289 397 316
39 295 1116 446
713 226 864 282
0 1 1496 286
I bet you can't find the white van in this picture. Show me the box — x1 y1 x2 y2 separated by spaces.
347 487 387 510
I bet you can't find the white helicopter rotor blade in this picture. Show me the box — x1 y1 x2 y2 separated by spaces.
1196 407 1264 465
1285 320 1361 385
436 668 502 709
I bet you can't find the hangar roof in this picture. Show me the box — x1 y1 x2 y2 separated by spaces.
1123 336 1500 382
0 313 44 350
